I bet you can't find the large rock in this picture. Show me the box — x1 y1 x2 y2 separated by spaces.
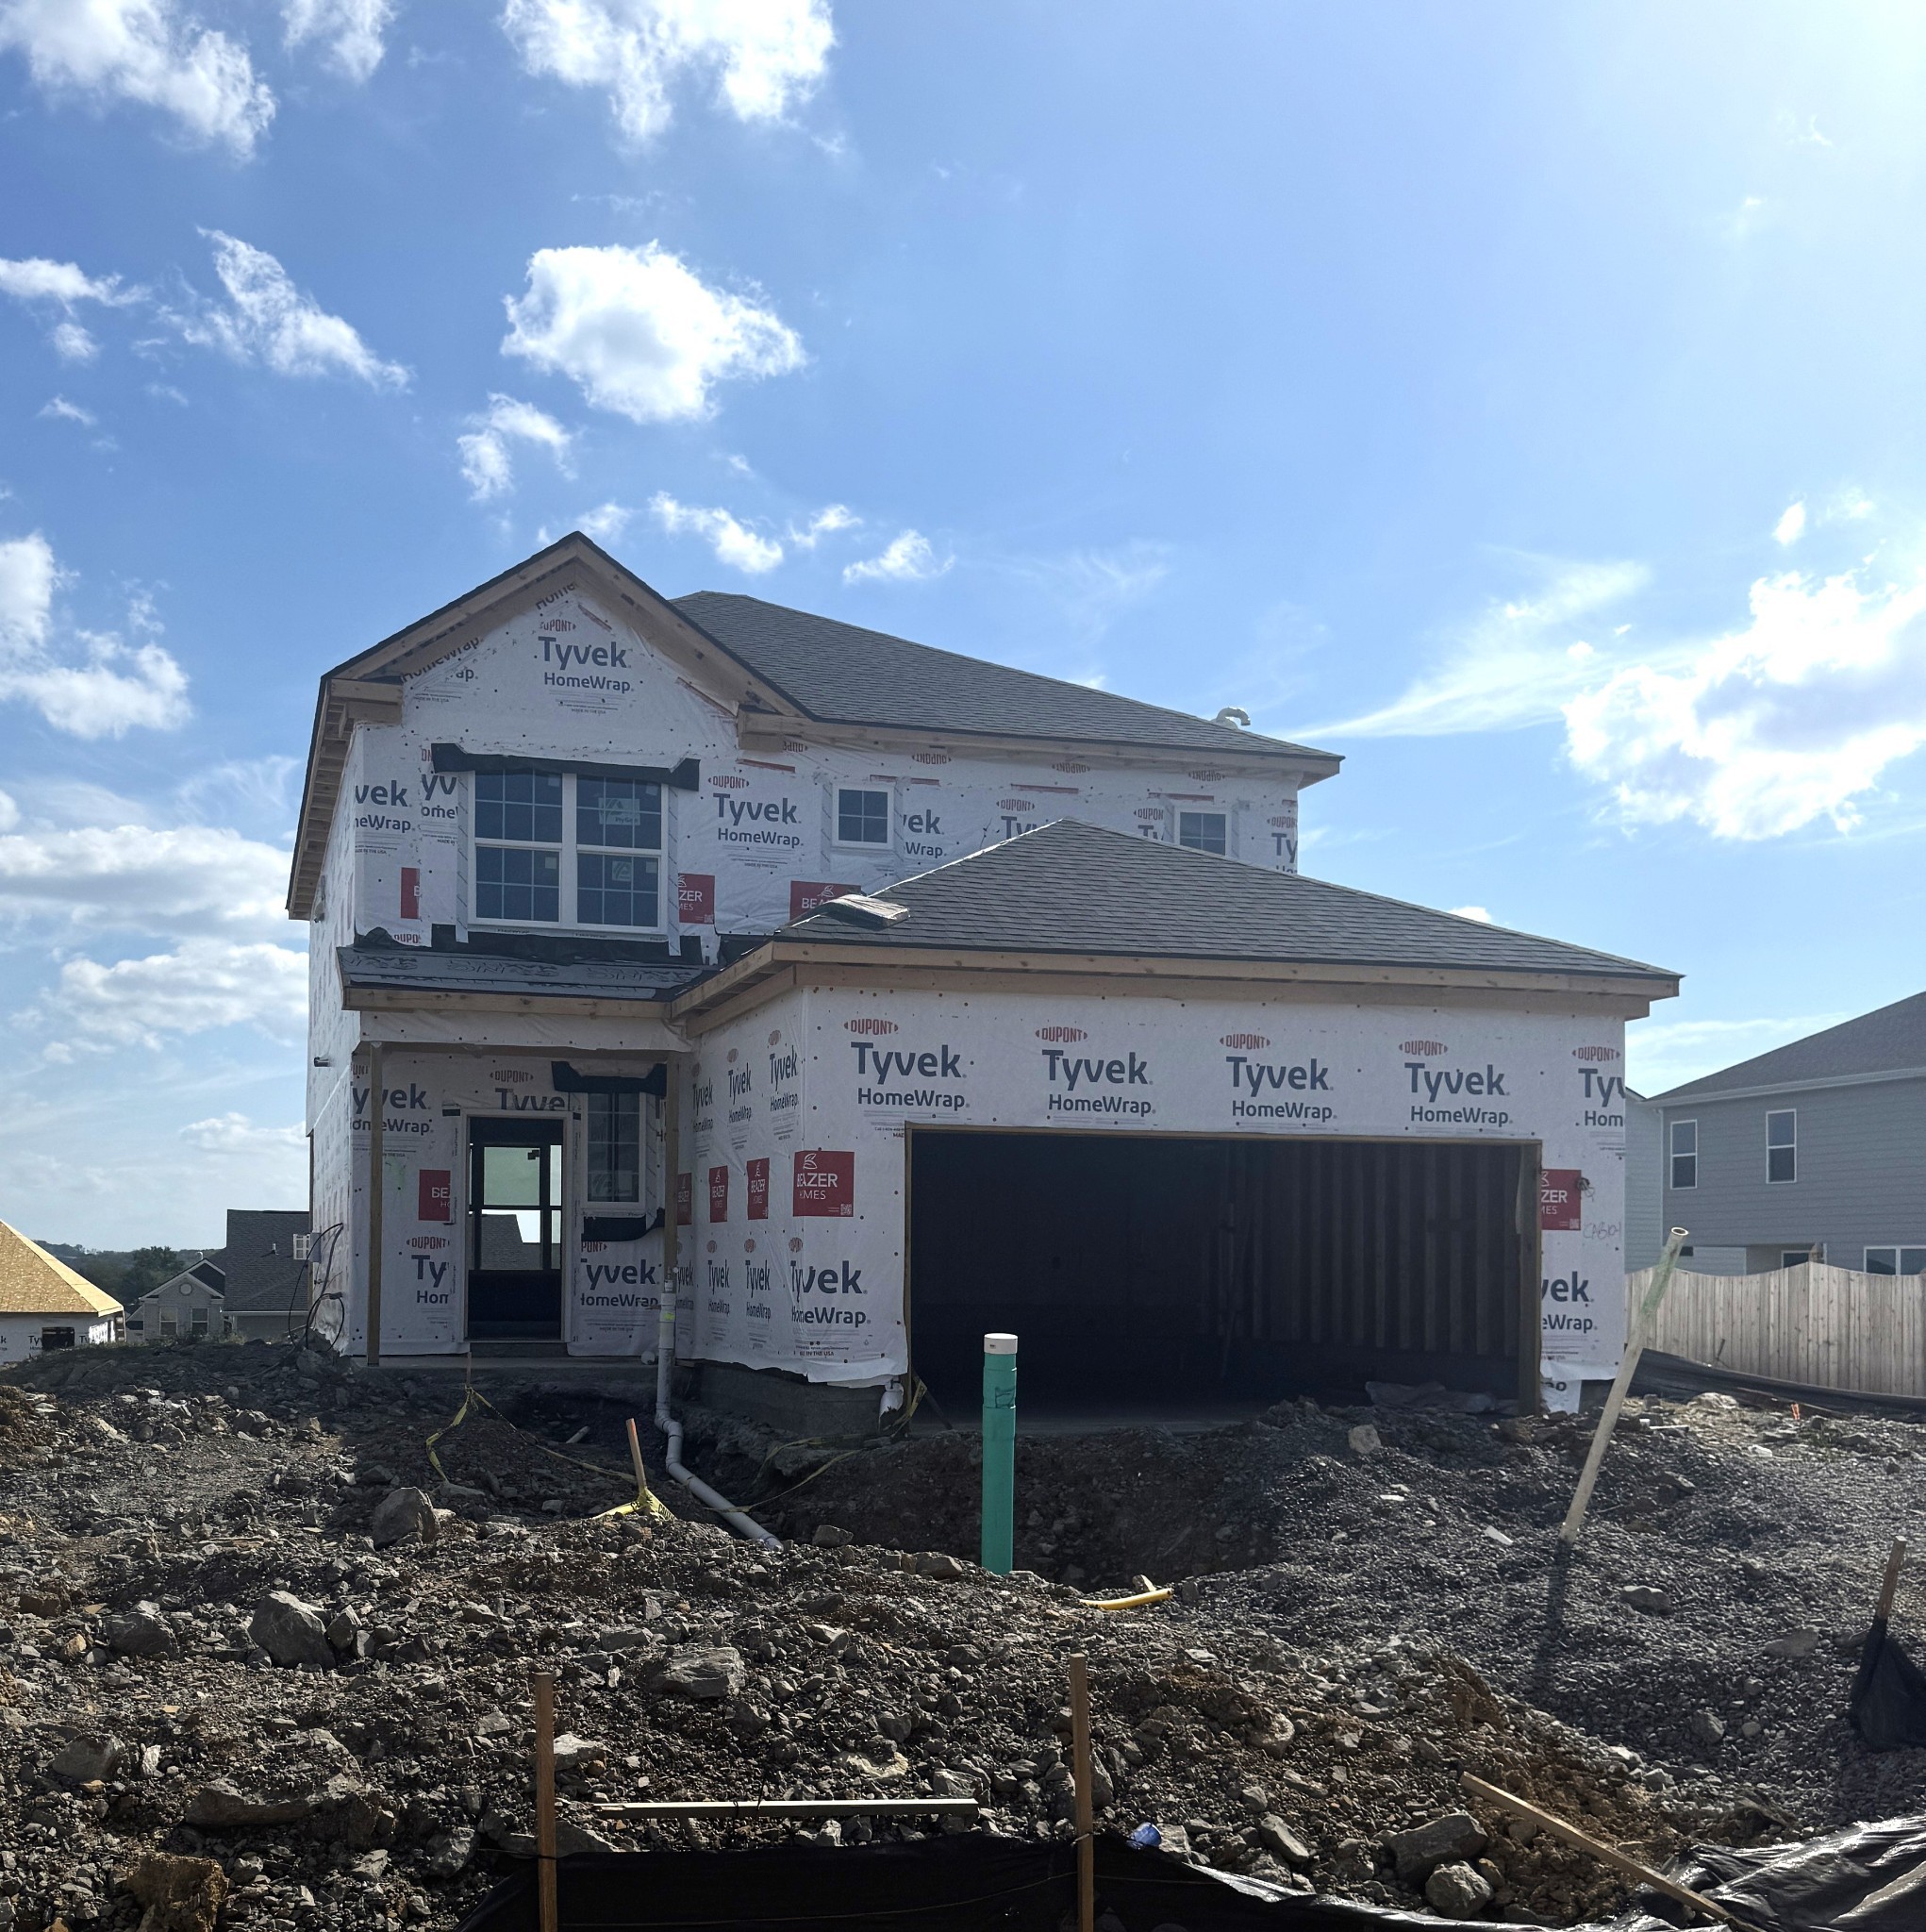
50 1732 125 1783
249 1591 334 1670
551 1734 606 1772
107 1604 178 1658
119 1852 228 1932
371 1485 440 1548
1385 1811 1487 1883
1425 1861 1494 1918
652 1644 747 1701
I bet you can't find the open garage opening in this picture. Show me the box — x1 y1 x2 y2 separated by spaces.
908 1129 1539 1421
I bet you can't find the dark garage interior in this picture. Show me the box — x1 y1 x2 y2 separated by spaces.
908 1128 1539 1415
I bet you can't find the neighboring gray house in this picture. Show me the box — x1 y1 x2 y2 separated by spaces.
1634 991 1926 1278
128 1258 226 1342
219 1208 313 1342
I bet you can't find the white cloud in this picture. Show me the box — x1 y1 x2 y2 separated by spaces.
1565 562 1926 839
1311 559 1650 738
457 392 573 500
788 503 857 548
1774 501 1806 545
0 789 17 832
282 0 392 82
39 395 96 426
55 938 307 1047
1627 1011 1850 1099
49 320 97 361
577 501 630 543
0 0 275 155
171 231 407 387
842 529 950 586
0 533 189 737
179 1112 307 1157
502 242 803 424
1448 905 1493 924
649 491 781 573
0 821 289 938
501 0 833 144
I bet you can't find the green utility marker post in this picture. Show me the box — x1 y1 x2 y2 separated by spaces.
982 1332 1018 1574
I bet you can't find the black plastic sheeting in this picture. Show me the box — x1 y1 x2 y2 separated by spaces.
452 1820 1926 1932
1851 1620 1926 1751
1632 1350 1926 1422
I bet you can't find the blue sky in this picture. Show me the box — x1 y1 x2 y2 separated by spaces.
3 2 1925 1246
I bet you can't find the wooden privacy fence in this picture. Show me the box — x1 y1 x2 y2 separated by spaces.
1636 1261 1926 1398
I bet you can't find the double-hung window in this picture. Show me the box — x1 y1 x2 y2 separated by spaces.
836 787 891 847
1767 1108 1796 1184
1178 810 1228 855
473 771 662 930
1866 1247 1926 1276
586 1092 642 1204
1669 1119 1697 1190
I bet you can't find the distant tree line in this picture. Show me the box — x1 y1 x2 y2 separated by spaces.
38 1242 194 1307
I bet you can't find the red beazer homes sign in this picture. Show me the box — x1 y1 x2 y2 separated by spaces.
708 1165 729 1224
746 1158 770 1220
1539 1170 1584 1232
793 1150 855 1218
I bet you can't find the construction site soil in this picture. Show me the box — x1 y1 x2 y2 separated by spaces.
3 1341 1923 1931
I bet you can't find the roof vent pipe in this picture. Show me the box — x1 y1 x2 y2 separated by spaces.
1213 707 1250 728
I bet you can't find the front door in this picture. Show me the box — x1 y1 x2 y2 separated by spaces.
468 1119 564 1340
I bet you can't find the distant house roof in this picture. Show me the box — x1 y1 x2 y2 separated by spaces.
763 820 1680 986
1652 991 1926 1102
221 1209 312 1316
673 591 1340 766
0 1221 123 1320
137 1261 226 1307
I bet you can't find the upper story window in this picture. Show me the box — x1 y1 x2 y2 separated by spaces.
473 771 662 930
1669 1118 1697 1190
837 787 891 847
1767 1108 1796 1184
1178 810 1228 855
291 1232 311 1260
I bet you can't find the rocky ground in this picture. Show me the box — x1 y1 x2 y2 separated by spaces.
2 1342 1923 1932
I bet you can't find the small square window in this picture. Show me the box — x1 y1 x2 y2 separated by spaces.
191 1307 208 1336
1780 1250 1812 1271
838 788 891 846
1867 1247 1898 1275
1178 810 1228 855
1767 1109 1796 1184
475 770 563 843
1669 1119 1697 1191
1902 1247 1926 1276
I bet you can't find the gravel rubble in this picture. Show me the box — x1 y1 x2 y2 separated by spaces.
3 1341 1924 1930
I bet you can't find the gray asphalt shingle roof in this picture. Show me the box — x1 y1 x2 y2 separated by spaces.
674 591 1338 766
339 946 703 1005
778 819 1678 982
1652 991 1926 1101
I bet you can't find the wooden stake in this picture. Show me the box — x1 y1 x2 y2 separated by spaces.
1560 1226 1688 1550
1460 1774 1738 1925
533 1670 558 1932
1875 1539 1908 1622
1069 1653 1094 1932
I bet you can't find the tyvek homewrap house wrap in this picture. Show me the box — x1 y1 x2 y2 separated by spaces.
291 534 1678 1415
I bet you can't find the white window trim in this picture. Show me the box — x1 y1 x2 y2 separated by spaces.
469 771 668 936
1175 808 1231 857
832 783 895 853
1669 1117 1698 1191
1766 1108 1797 1186
1865 1244 1926 1275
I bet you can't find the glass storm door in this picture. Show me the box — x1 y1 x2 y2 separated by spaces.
468 1119 564 1340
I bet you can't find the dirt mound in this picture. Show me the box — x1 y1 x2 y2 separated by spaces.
1 1342 1922 1931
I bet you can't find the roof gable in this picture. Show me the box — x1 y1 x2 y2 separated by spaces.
1652 990 1926 1101
0 1221 123 1319
772 819 1679 985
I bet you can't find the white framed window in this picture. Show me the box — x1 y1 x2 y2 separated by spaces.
159 1309 177 1338
1177 809 1228 856
292 1232 311 1260
586 1092 642 1204
472 771 663 931
191 1307 208 1337
835 786 891 848
1669 1118 1697 1190
1866 1246 1926 1276
1780 1249 1813 1270
1767 1108 1796 1185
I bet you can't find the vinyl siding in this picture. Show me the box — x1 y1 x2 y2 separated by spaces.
1659 1074 1926 1265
